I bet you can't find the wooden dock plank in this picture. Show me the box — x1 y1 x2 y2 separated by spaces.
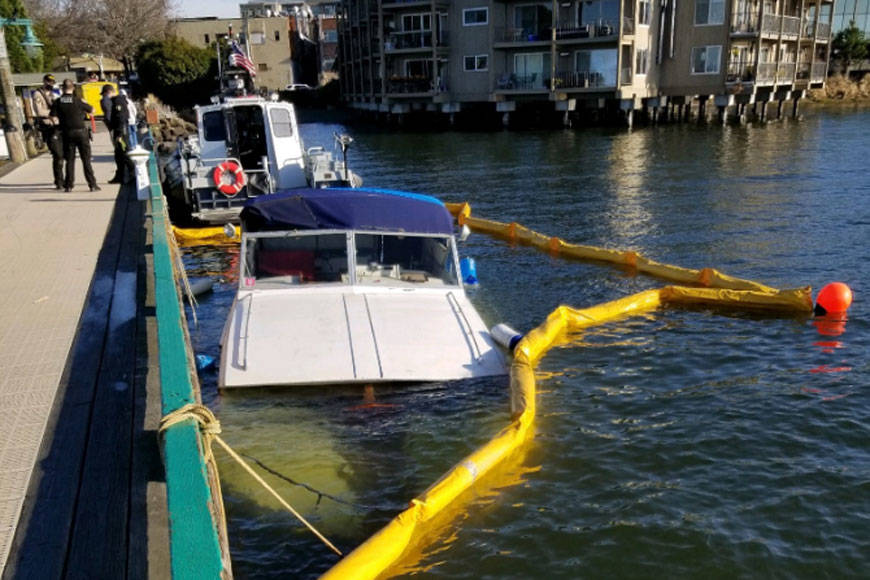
64 192 141 578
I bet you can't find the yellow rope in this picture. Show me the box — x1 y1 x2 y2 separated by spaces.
159 403 343 556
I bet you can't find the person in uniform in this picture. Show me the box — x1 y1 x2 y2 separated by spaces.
107 88 135 183
50 79 100 192
31 74 64 190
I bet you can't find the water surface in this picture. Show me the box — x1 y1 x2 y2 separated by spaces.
184 109 869 578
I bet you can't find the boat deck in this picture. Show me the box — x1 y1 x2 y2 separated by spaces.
0 132 169 578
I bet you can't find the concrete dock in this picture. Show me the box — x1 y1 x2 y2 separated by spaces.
0 130 168 578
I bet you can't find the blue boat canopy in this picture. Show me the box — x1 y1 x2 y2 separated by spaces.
240 188 455 235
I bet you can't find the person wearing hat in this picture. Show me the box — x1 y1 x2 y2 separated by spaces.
32 74 64 190
50 79 100 192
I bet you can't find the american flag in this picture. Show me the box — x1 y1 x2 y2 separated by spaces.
228 41 256 77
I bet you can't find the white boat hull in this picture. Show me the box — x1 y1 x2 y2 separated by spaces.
219 286 507 388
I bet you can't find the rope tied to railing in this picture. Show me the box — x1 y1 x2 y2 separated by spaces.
159 403 343 556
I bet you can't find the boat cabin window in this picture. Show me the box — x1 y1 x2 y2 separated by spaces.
202 110 226 142
354 234 457 286
269 108 294 138
244 233 349 286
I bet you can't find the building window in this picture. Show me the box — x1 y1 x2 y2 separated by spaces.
638 0 651 25
463 7 488 26
402 13 432 32
635 47 649 75
691 45 721 73
463 54 489 71
695 0 725 25
275 30 280 41
251 31 266 44
258 63 269 71
323 29 338 43
204 33 210 44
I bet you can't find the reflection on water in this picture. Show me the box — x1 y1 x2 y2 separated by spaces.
184 110 869 578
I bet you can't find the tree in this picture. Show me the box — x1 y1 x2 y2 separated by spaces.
23 0 169 61
1 0 43 72
135 37 216 108
832 20 868 71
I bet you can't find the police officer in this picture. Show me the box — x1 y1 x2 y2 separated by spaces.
107 87 135 183
50 79 100 192
31 74 64 189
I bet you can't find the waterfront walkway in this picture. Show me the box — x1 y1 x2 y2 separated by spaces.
0 131 168 578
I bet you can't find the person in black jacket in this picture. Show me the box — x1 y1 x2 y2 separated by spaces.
107 89 134 183
50 79 100 192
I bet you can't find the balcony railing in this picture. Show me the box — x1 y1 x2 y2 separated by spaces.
555 21 617 40
731 14 759 34
777 61 796 80
811 61 827 81
384 30 448 51
495 27 550 43
782 16 800 36
494 73 549 90
726 60 755 82
757 62 777 82
386 76 447 94
620 66 632 85
622 16 635 35
817 21 831 39
553 70 612 88
761 14 781 34
803 20 816 37
796 61 810 80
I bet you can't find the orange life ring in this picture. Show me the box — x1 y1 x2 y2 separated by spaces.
212 160 246 196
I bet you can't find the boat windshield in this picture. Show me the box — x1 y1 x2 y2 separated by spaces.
354 233 458 287
242 231 459 288
243 232 349 288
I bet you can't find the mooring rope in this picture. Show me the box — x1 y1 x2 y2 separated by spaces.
159 403 343 556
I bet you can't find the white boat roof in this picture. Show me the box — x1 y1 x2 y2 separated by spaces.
219 287 506 388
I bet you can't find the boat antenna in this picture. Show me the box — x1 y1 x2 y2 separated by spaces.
334 133 353 183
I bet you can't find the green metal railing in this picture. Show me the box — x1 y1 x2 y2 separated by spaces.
148 149 226 579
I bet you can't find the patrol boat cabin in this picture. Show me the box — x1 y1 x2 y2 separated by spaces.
175 96 359 223
218 189 507 388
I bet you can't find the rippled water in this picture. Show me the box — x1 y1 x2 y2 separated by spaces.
183 108 869 578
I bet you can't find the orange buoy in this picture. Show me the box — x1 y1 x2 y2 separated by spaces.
814 282 853 315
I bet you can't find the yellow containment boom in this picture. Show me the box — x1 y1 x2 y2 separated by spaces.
444 201 798 294
172 225 239 247
322 283 812 579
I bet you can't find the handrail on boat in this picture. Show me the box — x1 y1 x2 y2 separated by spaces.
446 290 483 362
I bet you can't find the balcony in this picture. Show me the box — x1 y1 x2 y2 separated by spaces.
381 0 438 9
553 70 613 89
782 16 800 37
622 16 635 35
386 75 446 95
384 30 448 53
494 27 551 44
811 62 827 82
761 14 781 35
554 22 619 42
777 61 796 81
757 62 777 82
726 60 755 83
731 14 759 35
817 22 831 40
494 73 549 91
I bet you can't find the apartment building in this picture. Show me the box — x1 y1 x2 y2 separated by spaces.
338 0 834 123
172 16 295 90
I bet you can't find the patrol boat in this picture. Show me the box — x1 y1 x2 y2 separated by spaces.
167 95 360 223
218 188 507 388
